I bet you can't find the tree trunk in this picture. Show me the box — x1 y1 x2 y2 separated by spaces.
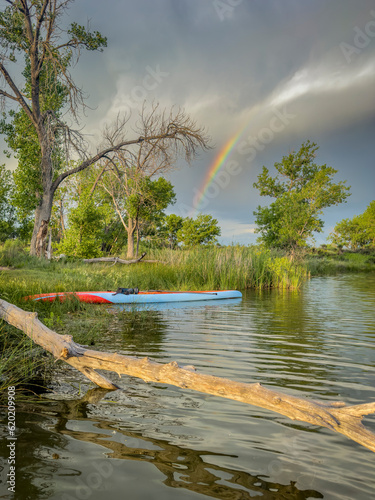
59 199 66 239
46 232 52 260
30 122 55 257
30 189 54 257
127 218 137 259
136 223 140 258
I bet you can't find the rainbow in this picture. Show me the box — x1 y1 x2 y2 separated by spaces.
192 122 248 214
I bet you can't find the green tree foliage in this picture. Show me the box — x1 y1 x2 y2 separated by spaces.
0 164 16 241
161 214 184 249
329 201 375 249
177 214 221 247
53 166 119 257
128 176 176 255
127 176 176 230
54 166 177 258
0 59 68 220
56 194 104 259
0 0 107 255
253 141 351 251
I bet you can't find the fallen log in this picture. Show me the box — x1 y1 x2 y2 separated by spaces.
1 297 375 453
83 252 147 265
83 253 166 265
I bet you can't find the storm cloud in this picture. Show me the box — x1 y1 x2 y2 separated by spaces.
4 0 375 244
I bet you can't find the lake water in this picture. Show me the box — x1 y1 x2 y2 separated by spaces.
1 273 375 499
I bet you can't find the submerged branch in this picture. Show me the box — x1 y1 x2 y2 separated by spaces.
1 297 375 453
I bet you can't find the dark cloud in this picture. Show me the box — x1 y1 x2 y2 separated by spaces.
3 0 375 244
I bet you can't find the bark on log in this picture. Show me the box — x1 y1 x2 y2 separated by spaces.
1 297 375 453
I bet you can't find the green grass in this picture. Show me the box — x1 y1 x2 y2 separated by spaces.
0 323 52 401
304 248 375 275
0 243 309 399
1 244 311 296
2 241 374 400
140 246 309 290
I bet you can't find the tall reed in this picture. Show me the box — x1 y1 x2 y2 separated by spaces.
0 243 309 399
145 245 309 290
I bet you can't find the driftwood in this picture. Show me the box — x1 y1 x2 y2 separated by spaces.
1 297 375 453
82 252 165 265
83 252 147 265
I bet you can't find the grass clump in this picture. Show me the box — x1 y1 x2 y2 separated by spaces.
304 248 375 275
0 244 309 299
147 246 309 290
0 323 52 403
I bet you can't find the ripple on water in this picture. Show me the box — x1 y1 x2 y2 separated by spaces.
1 274 375 500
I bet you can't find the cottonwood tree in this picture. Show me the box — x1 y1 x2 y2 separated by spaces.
94 105 208 258
131 177 176 257
253 141 351 252
329 201 375 250
177 214 221 247
94 160 176 258
0 0 106 255
161 214 184 249
0 1 210 256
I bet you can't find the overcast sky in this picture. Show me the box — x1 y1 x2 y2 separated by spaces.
3 0 375 244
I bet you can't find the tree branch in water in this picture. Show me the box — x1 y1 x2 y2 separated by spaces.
1 298 375 453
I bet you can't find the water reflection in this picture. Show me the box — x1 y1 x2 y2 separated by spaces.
113 298 243 312
1 275 375 499
244 288 333 394
1 390 324 500
0 410 64 499
62 422 323 500
100 309 169 355
236 277 375 400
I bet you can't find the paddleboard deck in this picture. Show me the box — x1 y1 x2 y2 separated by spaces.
26 290 242 304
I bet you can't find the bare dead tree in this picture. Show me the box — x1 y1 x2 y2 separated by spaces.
0 2 210 256
95 104 211 258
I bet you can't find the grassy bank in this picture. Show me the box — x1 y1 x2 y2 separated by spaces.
0 243 310 296
0 243 309 398
1 242 374 400
304 247 375 275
